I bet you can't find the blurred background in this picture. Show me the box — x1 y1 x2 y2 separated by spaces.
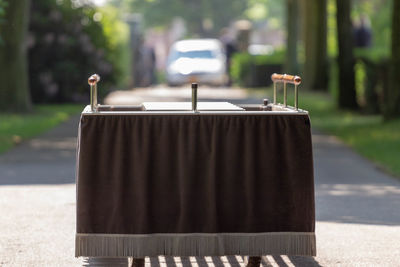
1 1 400 265
0 0 399 176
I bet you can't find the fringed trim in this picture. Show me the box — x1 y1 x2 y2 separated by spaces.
76 232 316 258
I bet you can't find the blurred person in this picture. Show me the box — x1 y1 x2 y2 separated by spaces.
354 15 372 48
220 28 237 86
135 37 157 87
140 43 156 87
133 37 156 87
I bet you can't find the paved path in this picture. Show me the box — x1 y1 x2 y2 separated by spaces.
0 116 81 266
1 87 400 266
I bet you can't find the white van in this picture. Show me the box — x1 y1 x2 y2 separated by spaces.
166 39 228 86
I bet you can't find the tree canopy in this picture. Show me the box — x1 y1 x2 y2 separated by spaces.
115 0 247 35
27 0 130 103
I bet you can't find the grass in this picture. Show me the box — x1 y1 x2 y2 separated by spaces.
249 87 400 177
0 104 84 154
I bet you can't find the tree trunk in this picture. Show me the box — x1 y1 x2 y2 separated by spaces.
384 0 400 119
336 0 358 109
285 0 299 74
0 0 31 112
302 0 328 91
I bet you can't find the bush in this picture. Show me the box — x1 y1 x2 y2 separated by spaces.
96 6 131 90
230 49 285 87
28 0 130 103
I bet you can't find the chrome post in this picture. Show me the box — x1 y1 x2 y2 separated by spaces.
192 83 198 111
88 74 100 112
283 74 288 107
283 81 287 107
270 73 301 110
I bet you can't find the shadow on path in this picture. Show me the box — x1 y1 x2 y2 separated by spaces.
0 115 80 185
145 255 322 267
313 132 400 226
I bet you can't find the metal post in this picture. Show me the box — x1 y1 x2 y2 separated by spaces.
192 83 198 111
295 84 298 110
88 74 100 112
90 84 97 112
273 82 277 104
283 82 287 107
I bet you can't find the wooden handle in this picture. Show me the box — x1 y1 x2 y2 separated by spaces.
271 73 301 85
88 74 100 86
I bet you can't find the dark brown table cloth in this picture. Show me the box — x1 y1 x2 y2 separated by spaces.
76 112 315 257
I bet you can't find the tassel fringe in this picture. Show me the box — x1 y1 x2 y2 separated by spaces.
76 232 316 257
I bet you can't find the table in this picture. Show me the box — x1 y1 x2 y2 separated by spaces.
75 104 316 258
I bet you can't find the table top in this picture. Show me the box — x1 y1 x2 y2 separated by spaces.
82 103 309 115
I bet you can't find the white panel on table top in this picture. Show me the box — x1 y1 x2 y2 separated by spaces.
143 102 244 111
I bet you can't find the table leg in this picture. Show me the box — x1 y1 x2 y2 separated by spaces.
246 256 261 267
82 257 129 266
131 258 145 267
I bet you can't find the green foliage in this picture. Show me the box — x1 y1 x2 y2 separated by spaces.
0 104 83 153
245 0 284 29
326 0 392 58
354 47 390 113
328 58 338 99
0 0 6 20
28 0 130 103
231 49 285 87
231 53 253 86
327 0 338 57
354 47 390 62
327 0 392 110
245 0 268 21
123 0 247 35
354 60 366 105
329 47 390 114
352 0 392 52
0 0 8 44
119 0 286 34
0 0 6 21
97 5 131 88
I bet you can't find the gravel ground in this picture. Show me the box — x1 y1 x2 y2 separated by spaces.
1 87 400 266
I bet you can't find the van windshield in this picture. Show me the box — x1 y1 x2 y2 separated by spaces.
170 50 216 61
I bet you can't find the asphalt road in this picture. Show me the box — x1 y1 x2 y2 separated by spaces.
1 86 400 266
